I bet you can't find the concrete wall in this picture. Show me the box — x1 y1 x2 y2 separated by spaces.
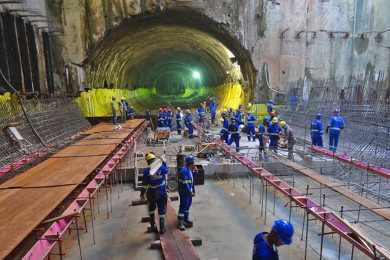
50 0 390 103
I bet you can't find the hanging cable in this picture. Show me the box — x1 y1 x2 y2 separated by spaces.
263 63 286 94
0 67 46 147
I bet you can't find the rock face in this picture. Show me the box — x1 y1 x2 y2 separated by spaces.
44 0 390 104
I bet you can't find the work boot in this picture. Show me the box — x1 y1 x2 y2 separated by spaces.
159 218 166 234
247 136 251 141
148 214 158 233
184 219 193 228
177 218 185 231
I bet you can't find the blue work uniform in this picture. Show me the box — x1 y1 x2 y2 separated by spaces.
142 162 169 218
328 115 345 152
184 114 194 138
267 101 275 114
197 107 206 123
166 111 173 129
253 232 279 260
268 123 282 152
178 166 194 221
176 112 182 135
127 106 135 119
258 123 266 153
220 117 230 143
228 123 240 152
209 102 217 124
311 119 324 147
158 112 166 127
235 110 243 125
247 114 257 141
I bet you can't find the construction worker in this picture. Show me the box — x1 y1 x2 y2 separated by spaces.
158 108 166 127
280 121 295 160
220 112 230 143
166 107 173 130
228 118 240 152
227 108 234 119
268 117 282 153
253 219 294 260
197 103 206 125
311 113 324 147
209 99 217 125
246 113 257 142
120 97 129 122
327 109 345 152
128 105 135 120
263 115 271 128
267 99 275 114
111 96 119 125
176 107 183 135
140 152 169 234
235 107 243 126
184 109 194 138
258 122 267 160
177 156 196 230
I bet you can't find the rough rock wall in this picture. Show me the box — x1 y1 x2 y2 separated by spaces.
52 0 390 103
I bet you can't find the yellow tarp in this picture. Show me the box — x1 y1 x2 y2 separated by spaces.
215 82 244 110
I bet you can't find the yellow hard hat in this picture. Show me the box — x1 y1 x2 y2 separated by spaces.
272 117 279 123
280 120 287 128
145 152 156 162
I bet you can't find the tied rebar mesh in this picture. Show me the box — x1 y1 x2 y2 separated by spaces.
0 97 90 168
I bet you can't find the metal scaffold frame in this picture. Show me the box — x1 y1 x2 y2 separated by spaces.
194 124 390 259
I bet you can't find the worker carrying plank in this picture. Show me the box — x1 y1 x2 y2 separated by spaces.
177 155 197 230
140 152 169 234
253 219 294 260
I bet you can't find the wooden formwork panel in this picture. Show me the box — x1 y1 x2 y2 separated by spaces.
0 119 144 259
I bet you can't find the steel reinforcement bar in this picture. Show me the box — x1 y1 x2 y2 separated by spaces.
194 124 390 260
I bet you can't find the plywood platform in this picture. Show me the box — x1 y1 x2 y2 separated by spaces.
0 119 145 259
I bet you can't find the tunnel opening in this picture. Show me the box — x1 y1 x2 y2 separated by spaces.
83 8 257 113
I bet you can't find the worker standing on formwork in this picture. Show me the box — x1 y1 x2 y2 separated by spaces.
158 108 166 127
311 113 324 147
177 156 196 230
228 118 240 152
176 107 183 135
280 121 295 160
220 112 230 143
253 219 294 260
184 109 194 139
327 109 345 152
268 117 282 153
246 113 257 142
140 152 169 234
257 121 267 160
111 96 119 126
120 97 129 122
128 106 135 120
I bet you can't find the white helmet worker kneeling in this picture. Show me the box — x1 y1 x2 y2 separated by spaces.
253 219 294 260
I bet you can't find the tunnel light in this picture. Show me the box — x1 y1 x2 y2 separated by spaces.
192 71 201 80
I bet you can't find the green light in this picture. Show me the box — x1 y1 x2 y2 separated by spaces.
192 71 201 80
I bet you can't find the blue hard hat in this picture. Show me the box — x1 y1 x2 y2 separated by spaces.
272 219 294 245
185 156 195 165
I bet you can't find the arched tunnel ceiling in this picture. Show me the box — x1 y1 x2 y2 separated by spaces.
85 9 257 109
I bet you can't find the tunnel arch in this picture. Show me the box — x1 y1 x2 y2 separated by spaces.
84 8 257 110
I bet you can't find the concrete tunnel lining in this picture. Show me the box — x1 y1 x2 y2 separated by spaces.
84 9 257 110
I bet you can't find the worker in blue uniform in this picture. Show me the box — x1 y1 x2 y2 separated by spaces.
327 109 345 152
158 108 166 127
267 100 275 114
128 105 135 120
209 100 217 125
258 122 267 160
246 113 257 141
177 156 196 230
176 107 183 135
220 112 230 143
197 103 206 125
166 108 173 130
268 117 282 153
235 108 243 126
184 109 194 138
140 152 169 234
263 115 271 128
311 113 324 147
228 118 240 152
253 219 294 260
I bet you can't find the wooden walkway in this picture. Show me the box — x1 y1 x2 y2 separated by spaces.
0 119 144 259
